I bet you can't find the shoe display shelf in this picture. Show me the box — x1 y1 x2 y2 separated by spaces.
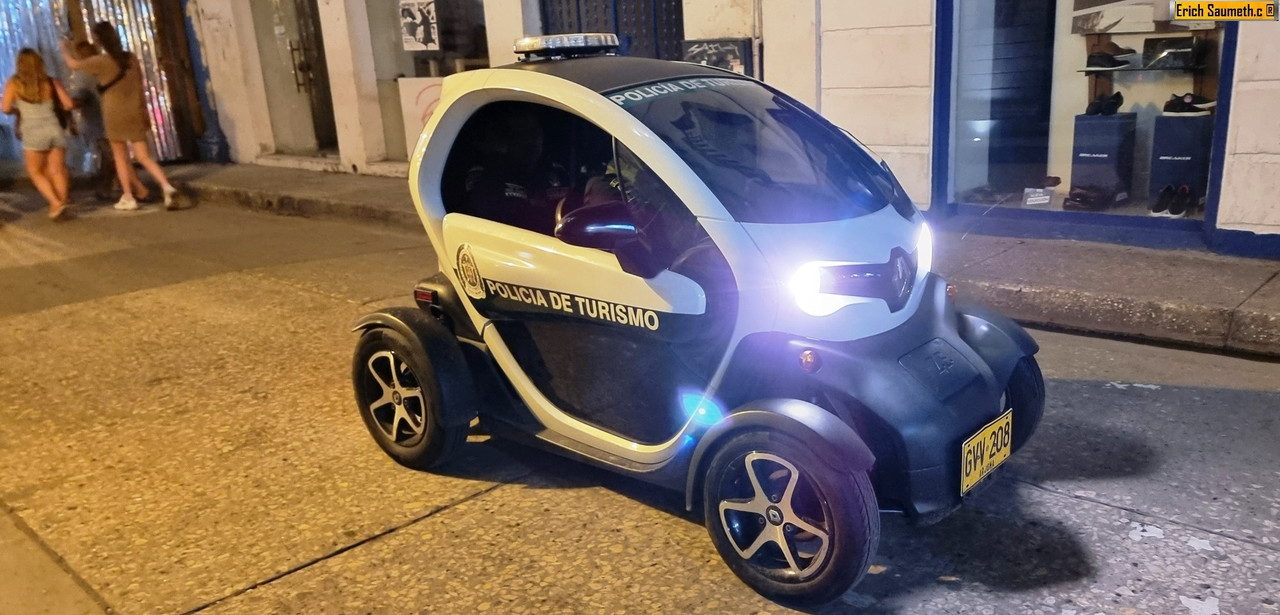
1079 29 1219 104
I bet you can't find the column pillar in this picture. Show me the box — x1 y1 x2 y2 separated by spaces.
316 0 386 172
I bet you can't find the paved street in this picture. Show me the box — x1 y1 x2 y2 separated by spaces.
1 192 1278 615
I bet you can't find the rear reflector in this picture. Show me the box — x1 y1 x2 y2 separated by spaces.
413 288 437 305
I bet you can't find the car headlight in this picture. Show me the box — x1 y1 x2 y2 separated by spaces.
789 262 860 317
917 222 933 274
789 227 930 317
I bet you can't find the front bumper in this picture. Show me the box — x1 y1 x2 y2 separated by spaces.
727 275 1039 520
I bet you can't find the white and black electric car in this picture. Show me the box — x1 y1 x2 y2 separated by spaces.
351 33 1044 605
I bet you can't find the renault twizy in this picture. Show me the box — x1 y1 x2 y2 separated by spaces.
352 33 1044 605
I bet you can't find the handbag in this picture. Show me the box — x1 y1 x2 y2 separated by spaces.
48 78 77 136
97 54 131 94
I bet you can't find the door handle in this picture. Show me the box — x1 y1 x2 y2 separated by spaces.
288 39 307 92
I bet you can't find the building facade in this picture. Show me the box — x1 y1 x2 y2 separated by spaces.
188 0 1278 256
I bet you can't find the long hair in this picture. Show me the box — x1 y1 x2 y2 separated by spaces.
13 48 50 103
91 21 130 70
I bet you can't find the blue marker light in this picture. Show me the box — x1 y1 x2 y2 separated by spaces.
681 391 724 426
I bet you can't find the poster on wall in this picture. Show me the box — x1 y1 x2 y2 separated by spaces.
399 77 445 153
401 1 439 51
681 39 753 76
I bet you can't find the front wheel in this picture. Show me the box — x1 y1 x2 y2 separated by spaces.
703 431 880 606
352 328 466 470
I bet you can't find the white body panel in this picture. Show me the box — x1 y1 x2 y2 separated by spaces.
405 65 927 464
443 214 707 315
743 206 929 342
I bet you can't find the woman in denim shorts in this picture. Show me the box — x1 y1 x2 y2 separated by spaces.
1 48 75 220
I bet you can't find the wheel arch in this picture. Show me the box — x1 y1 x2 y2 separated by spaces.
352 307 478 428
684 398 876 511
954 300 1039 388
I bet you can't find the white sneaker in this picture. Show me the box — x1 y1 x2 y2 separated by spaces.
163 186 179 210
113 195 139 211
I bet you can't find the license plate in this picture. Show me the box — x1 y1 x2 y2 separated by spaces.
960 410 1013 494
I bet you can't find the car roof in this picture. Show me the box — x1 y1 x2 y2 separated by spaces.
495 55 746 94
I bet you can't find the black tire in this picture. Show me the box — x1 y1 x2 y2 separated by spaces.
703 431 880 606
352 328 466 470
1006 355 1045 452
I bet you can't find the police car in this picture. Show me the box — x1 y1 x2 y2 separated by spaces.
351 33 1044 605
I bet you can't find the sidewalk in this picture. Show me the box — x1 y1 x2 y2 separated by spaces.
165 163 1280 358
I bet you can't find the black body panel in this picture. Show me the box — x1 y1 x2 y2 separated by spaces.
713 275 1038 520
494 319 697 444
416 273 481 342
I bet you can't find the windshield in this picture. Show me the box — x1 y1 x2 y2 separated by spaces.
608 77 912 223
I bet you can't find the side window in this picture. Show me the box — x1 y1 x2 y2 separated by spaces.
439 101 613 236
579 141 705 270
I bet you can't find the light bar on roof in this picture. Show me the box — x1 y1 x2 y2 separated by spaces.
513 33 620 55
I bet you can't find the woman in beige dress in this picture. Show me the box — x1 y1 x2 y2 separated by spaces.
62 21 179 211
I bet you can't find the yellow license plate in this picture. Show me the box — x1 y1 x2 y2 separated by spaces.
961 410 1013 494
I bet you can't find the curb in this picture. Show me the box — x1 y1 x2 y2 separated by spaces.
183 179 421 230
177 179 1280 360
953 278 1279 358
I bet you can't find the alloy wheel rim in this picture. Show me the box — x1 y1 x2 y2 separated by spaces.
364 350 428 445
717 452 832 580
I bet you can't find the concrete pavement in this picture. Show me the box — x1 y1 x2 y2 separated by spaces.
149 163 1280 358
2 192 1280 613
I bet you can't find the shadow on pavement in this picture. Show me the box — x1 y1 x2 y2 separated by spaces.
822 478 1094 615
1011 420 1160 482
429 429 1096 615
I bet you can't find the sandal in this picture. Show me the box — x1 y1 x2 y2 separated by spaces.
49 203 69 221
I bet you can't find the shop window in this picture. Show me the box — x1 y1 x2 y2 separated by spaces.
951 0 1223 220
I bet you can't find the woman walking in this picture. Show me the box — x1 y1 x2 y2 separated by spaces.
1 48 74 220
62 22 179 211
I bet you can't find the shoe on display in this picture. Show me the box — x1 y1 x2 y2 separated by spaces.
113 195 139 211
1144 36 1201 70
1085 53 1128 71
1064 185 1115 211
1101 92 1124 115
1168 185 1192 218
1096 40 1137 58
1150 185 1175 217
1162 97 1211 116
1177 92 1216 109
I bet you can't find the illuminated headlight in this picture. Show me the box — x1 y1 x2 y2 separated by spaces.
789 245 922 317
789 262 860 317
917 223 933 274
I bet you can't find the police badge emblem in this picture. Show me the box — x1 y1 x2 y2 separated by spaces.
456 244 485 299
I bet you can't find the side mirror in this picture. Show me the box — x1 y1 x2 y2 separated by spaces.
554 201 639 250
554 202 662 278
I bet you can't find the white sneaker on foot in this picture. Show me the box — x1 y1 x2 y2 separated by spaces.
163 186 179 210
114 195 139 211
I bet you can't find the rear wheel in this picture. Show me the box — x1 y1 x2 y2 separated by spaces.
352 328 466 470
703 431 879 606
